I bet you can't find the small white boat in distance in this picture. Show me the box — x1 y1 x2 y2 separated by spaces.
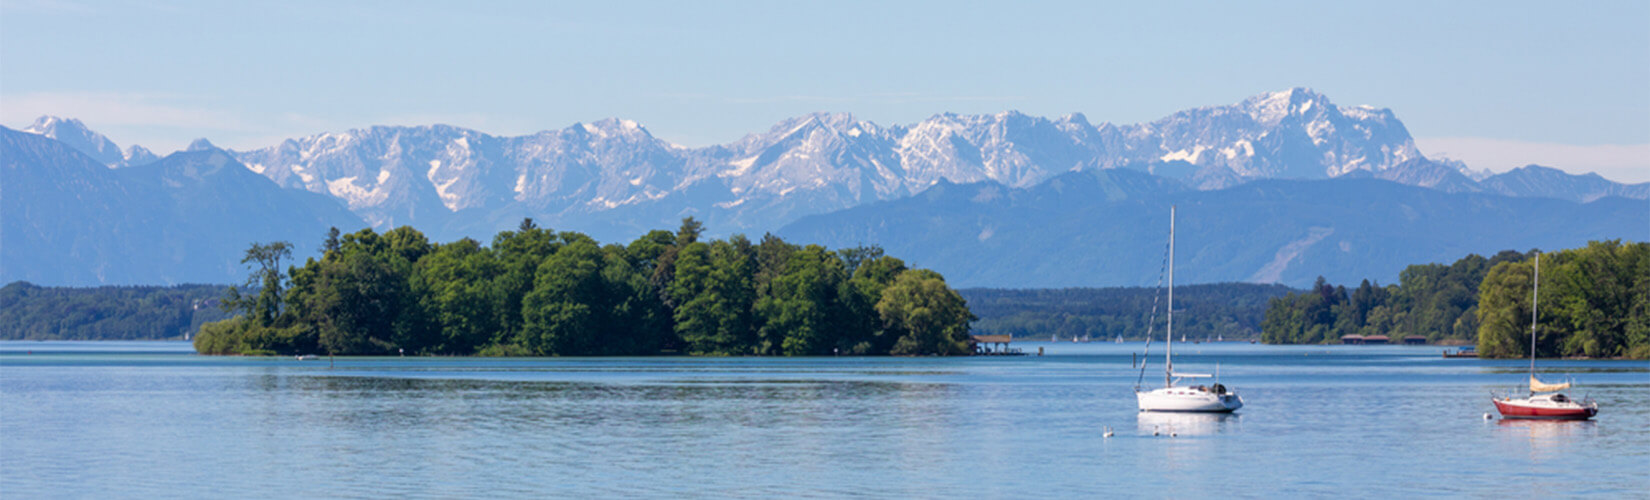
1137 206 1242 413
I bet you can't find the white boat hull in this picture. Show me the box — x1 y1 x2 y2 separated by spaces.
1137 387 1243 413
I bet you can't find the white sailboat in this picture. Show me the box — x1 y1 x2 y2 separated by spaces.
1137 206 1243 413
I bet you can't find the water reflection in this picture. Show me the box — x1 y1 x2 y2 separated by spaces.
1493 418 1599 461
1136 411 1240 436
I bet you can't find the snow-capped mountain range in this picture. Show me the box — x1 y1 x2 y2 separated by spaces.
19 88 1647 243
23 116 158 168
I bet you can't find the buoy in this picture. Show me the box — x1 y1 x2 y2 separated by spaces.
1152 425 1160 437
1483 413 1493 420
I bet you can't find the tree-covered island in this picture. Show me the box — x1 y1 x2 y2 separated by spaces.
193 218 976 357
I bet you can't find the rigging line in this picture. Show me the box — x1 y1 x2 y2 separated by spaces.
1135 237 1171 389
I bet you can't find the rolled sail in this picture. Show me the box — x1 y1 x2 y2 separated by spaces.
1530 375 1571 393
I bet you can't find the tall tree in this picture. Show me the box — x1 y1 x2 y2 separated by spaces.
756 245 848 356
521 239 605 355
413 238 500 354
879 270 975 356
224 241 293 327
670 240 756 355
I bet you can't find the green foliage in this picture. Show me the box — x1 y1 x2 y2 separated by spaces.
1259 241 1648 359
757 245 848 356
1476 241 1650 359
222 241 292 326
879 270 976 355
195 218 973 357
412 238 500 354
670 239 758 355
192 316 315 355
522 240 605 355
0 282 234 340
1261 250 1531 344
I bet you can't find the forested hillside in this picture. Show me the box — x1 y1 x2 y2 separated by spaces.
1476 241 1650 359
1260 250 1529 344
1261 241 1649 359
963 284 1294 341
0 282 234 340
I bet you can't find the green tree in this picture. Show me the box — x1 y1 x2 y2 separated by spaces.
756 244 848 356
489 223 562 350
413 238 501 354
839 255 907 354
224 241 293 327
879 270 975 355
521 239 605 355
670 239 756 355
1477 257 1540 359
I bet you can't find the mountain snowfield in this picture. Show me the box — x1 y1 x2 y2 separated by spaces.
217 88 1459 241
21 88 1644 244
8 87 1647 287
23 116 158 168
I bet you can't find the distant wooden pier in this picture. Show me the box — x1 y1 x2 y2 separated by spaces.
970 335 1025 356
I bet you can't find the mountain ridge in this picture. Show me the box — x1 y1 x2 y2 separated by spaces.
1 126 366 286
20 88 1645 244
775 173 1647 288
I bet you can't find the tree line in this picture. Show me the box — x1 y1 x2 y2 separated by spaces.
963 284 1293 341
1260 240 1649 359
0 282 234 340
1475 240 1650 359
194 218 976 357
1260 250 1528 345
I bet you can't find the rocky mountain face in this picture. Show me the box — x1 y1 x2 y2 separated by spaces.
1 127 364 286
1104 88 1423 187
11 88 1646 287
23 116 157 167
208 88 1451 242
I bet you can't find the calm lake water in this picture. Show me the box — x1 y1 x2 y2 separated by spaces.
2 341 1646 498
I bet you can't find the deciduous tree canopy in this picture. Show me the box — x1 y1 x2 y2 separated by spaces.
194 219 975 357
1260 241 1649 359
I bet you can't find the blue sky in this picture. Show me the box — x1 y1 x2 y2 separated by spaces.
3 0 1647 181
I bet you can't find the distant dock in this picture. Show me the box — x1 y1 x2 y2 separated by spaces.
970 335 1025 356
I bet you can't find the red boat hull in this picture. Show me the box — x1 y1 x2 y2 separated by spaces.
1493 398 1598 420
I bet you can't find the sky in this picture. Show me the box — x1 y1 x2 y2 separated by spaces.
3 0 1647 182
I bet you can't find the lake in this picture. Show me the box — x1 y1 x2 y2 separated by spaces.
2 341 1646 498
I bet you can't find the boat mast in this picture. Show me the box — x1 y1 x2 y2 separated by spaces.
1165 205 1175 388
1530 253 1539 383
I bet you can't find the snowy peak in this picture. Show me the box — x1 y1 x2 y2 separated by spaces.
23 115 125 166
123 145 158 166
31 87 1633 246
1120 87 1422 187
1239 87 1330 125
574 118 657 142
710 111 906 206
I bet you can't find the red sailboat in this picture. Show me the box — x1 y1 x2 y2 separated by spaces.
1491 253 1598 420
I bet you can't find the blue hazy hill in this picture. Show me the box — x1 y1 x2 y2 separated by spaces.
776 169 1647 288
